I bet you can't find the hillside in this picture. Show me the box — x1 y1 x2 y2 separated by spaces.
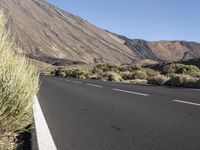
0 0 136 68
0 0 200 71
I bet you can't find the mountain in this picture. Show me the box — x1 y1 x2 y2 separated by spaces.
0 0 200 71
115 34 200 62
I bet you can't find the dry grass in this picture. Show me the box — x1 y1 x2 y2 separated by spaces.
0 10 39 149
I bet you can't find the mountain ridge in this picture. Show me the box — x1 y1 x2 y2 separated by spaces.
0 0 200 71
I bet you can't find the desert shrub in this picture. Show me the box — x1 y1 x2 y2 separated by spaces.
53 68 66 77
147 75 169 85
94 64 120 72
0 10 39 148
166 74 199 88
119 65 132 72
133 70 147 80
163 63 200 75
65 68 88 78
166 75 187 87
120 66 159 80
121 71 134 80
103 71 123 82
90 67 103 76
145 68 160 79
163 64 176 75
119 65 137 72
52 67 90 78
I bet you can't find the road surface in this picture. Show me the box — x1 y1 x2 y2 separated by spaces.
35 76 200 150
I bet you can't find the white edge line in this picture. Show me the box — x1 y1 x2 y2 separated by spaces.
73 81 82 84
113 88 149 96
86 83 103 88
33 96 57 150
173 99 200 107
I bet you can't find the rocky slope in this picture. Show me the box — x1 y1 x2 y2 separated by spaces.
0 0 200 71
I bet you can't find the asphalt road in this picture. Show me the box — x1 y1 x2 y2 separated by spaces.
36 76 200 150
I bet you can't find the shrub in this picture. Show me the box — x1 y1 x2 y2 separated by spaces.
53 68 88 78
53 68 66 77
163 64 176 75
65 69 82 78
147 75 169 85
103 72 123 82
0 10 39 148
145 68 160 79
163 63 200 75
90 67 103 77
121 71 134 80
119 65 137 72
94 64 120 72
121 68 159 80
166 75 187 87
166 74 199 88
133 70 147 80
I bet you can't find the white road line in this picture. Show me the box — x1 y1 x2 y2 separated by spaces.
86 83 103 88
73 81 82 84
112 88 149 97
173 99 200 107
33 96 57 150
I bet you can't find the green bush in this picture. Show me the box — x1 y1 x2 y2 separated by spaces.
0 10 39 148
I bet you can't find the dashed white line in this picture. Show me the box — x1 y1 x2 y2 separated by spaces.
86 83 103 88
112 88 149 96
33 96 57 150
73 81 83 84
173 99 200 107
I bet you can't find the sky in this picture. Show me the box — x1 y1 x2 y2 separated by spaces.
46 0 200 42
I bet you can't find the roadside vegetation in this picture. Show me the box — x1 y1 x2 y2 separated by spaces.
0 10 39 149
50 63 200 89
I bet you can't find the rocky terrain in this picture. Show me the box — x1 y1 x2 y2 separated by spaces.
0 0 200 71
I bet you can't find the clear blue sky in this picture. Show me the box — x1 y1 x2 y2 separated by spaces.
47 0 200 42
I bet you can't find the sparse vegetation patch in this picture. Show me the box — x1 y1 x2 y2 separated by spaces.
50 62 200 89
0 10 39 149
